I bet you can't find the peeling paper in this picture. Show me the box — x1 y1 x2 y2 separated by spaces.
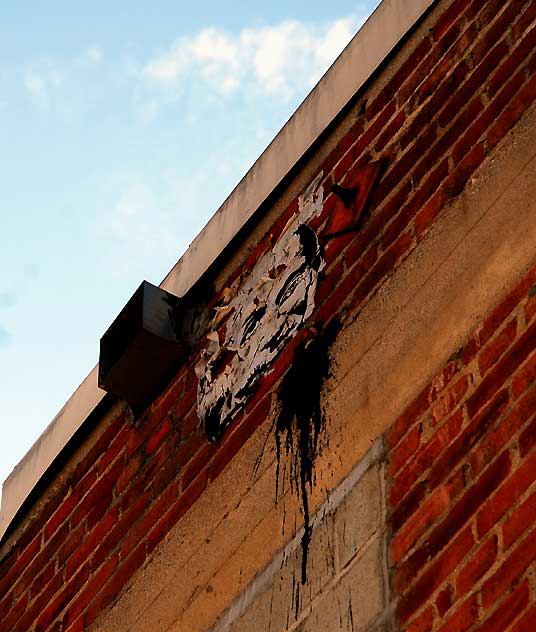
197 174 325 442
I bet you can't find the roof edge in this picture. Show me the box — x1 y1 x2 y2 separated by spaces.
0 0 436 544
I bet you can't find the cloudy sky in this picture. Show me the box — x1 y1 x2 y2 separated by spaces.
0 1 380 493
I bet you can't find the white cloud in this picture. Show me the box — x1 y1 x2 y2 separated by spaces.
142 15 361 101
24 69 62 109
85 46 102 65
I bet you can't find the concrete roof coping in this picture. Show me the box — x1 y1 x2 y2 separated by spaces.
0 0 436 543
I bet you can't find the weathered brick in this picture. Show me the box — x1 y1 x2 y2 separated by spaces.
392 470 464 565
436 594 478 632
503 487 536 550
482 524 536 608
480 580 529 632
429 389 509 489
468 319 536 417
389 423 422 477
456 534 497 598
407 606 434 632
432 0 471 42
396 527 473 623
478 318 518 377
436 584 453 616
477 446 536 538
431 376 469 426
395 451 511 591
367 37 431 120
512 350 536 401
511 601 536 632
390 409 464 509
63 554 119 629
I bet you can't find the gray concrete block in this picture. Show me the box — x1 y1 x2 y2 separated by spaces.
298 536 385 632
334 464 383 569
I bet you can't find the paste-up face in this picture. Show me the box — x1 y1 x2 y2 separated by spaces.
196 175 325 442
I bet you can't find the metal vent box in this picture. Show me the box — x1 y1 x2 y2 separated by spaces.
98 281 186 407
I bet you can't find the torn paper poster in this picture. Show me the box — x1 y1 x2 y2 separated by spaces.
196 174 325 442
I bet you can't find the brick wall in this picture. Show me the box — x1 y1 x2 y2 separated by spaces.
387 262 536 632
1 0 536 630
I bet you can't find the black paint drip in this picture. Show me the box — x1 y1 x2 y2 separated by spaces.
274 319 340 585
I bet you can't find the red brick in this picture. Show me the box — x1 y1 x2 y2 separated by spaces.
390 409 464 508
63 554 119 628
453 69 525 164
315 260 344 307
15 522 70 600
471 0 519 66
387 386 430 450
0 590 13 622
58 522 85 567
513 352 536 400
30 558 56 599
481 579 529 629
482 513 536 608
436 595 478 632
489 72 536 150
432 0 471 42
34 563 89 632
375 124 438 208
414 187 447 241
2 591 28 632
503 488 536 550
323 230 355 266
324 119 364 177
97 425 128 475
395 451 511 591
444 142 486 201
468 318 536 418
478 318 518 377
66 507 119 577
429 389 509 489
116 451 142 493
391 470 464 564
146 469 208 555
149 432 204 498
407 606 434 632
477 446 536 538
366 37 431 120
519 414 536 458
44 493 78 540
71 457 123 528
456 534 497 598
431 376 469 426
0 532 41 597
383 158 449 251
396 526 473 623
436 584 453 616
511 601 536 632
85 542 147 627
374 110 405 153
526 291 536 322
489 24 536 99
334 102 396 182
144 417 173 455
182 443 215 490
389 481 427 535
72 412 126 482
470 387 536 476
389 423 422 477
91 493 149 572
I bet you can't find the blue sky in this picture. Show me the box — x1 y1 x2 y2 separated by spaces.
0 1 380 492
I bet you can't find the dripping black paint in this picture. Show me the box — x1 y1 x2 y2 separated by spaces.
274 318 340 585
